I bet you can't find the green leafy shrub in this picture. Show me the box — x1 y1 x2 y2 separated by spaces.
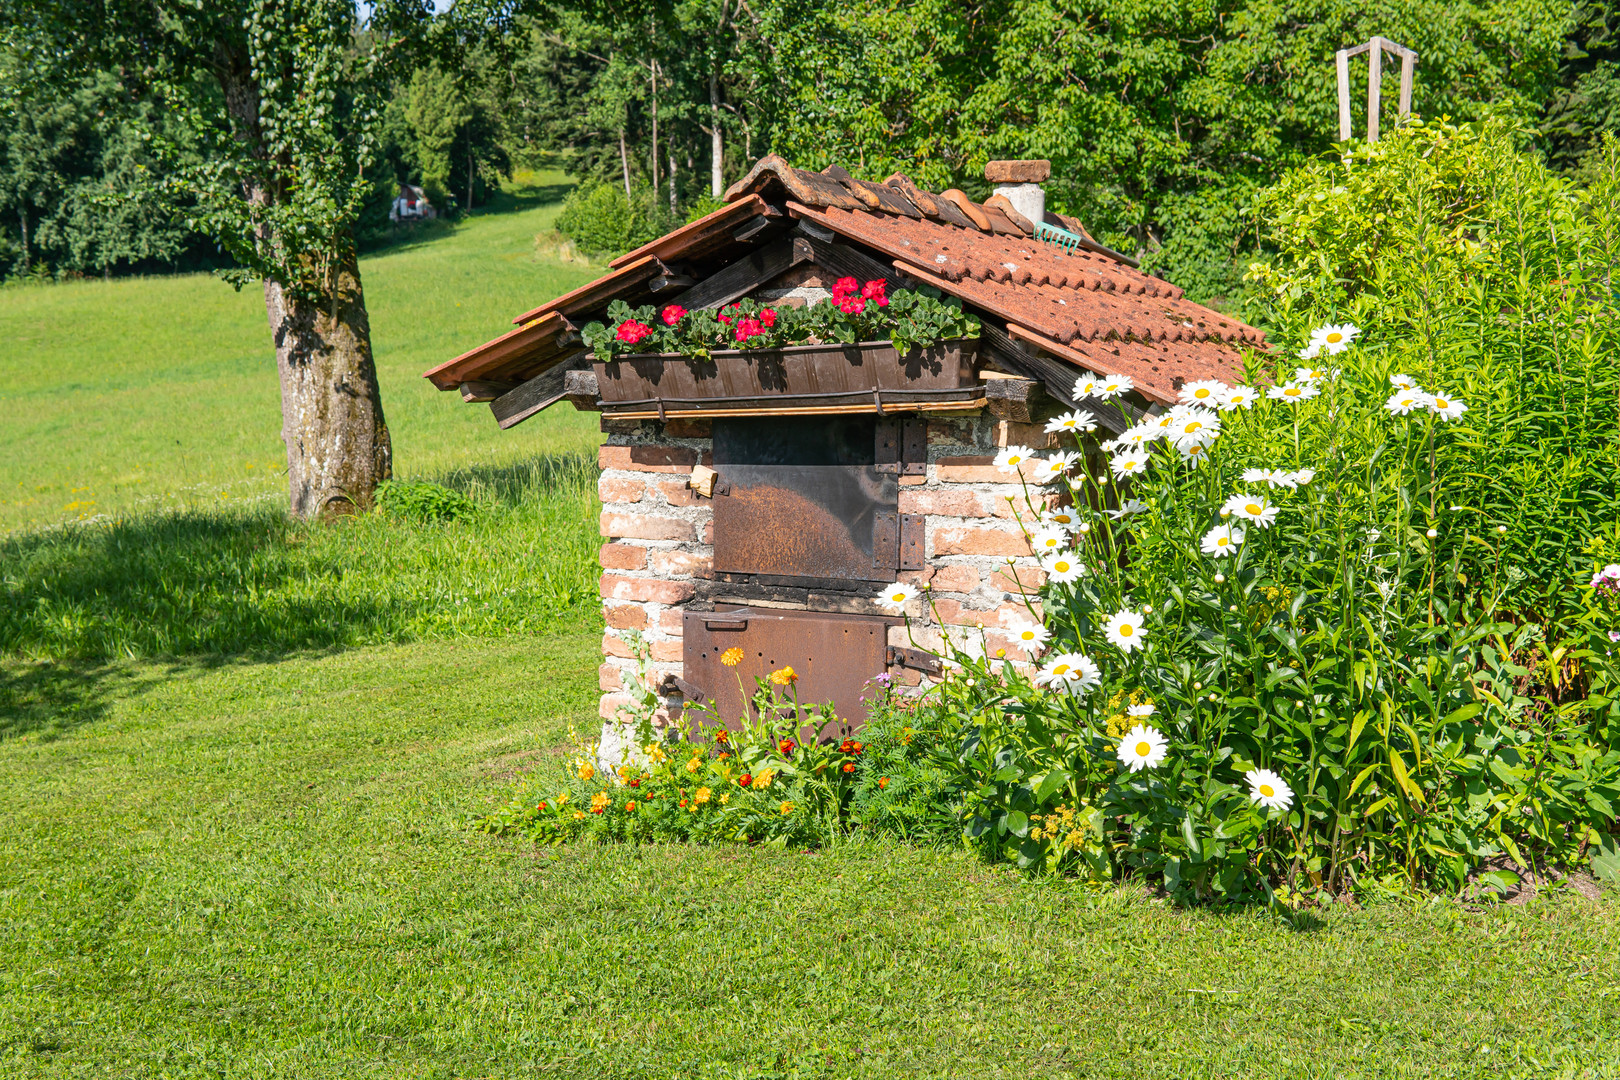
374 479 477 523
1243 118 1620 629
897 336 1618 901
554 181 675 258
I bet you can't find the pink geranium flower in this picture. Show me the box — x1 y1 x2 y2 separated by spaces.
660 304 687 326
614 320 653 344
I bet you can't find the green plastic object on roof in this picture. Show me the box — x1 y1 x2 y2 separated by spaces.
1033 219 1086 254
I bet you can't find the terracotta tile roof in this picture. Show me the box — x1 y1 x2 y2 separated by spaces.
427 154 1266 405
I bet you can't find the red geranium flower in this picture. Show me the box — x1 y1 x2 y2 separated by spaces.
718 313 732 325
778 738 796 755
628 778 641 788
759 307 777 328
734 317 764 343
738 774 753 788
832 276 858 298
836 295 866 315
861 278 887 300
661 304 687 326
614 320 653 344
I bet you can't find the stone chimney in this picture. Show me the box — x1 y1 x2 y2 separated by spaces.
985 159 1049 228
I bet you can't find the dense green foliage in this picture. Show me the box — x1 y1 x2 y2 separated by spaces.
1245 118 1620 624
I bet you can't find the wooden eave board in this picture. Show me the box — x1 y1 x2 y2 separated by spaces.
509 255 660 326
423 311 567 390
608 195 770 269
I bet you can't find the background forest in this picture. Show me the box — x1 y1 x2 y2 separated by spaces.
2 0 1616 303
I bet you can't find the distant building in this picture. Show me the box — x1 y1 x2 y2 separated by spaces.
389 185 437 223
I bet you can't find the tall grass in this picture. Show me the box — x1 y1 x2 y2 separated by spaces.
0 452 598 660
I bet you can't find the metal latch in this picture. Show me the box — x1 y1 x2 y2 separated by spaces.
886 646 943 675
658 674 706 701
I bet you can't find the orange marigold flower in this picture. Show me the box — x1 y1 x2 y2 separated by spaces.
721 647 744 667
842 762 856 774
591 792 611 814
878 777 889 789
738 773 753 788
778 738 797 755
769 666 798 686
624 801 637 813
713 728 730 743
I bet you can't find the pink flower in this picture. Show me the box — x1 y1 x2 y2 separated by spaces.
614 320 653 345
660 304 687 326
759 307 777 328
832 276 858 299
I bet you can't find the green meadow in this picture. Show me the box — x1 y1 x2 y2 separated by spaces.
1 175 1616 1079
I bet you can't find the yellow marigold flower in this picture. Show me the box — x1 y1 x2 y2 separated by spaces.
695 786 712 805
769 666 799 686
685 757 702 773
577 761 595 781
646 745 667 764
721 647 745 667
720 793 730 805
779 801 795 816
573 811 586 821
752 768 775 789
590 791 611 813
556 792 570 807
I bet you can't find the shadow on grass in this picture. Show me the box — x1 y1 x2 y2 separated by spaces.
0 655 238 743
0 452 598 709
361 180 575 259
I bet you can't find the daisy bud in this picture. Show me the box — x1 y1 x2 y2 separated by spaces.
1193 682 1202 689
1426 528 1438 538
1079 523 1091 533
1229 604 1238 612
965 679 976 688
1214 573 1226 583
1496 526 1506 534
1208 693 1218 701
1143 604 1153 614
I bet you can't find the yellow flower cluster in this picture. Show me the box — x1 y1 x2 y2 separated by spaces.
577 761 596 781
591 791 611 813
779 801 795 816
721 647 745 667
646 744 668 765
752 768 776 789
769 666 798 686
694 786 712 805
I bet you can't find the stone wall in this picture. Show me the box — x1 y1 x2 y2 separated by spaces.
594 411 1074 732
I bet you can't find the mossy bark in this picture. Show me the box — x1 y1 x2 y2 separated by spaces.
264 252 392 519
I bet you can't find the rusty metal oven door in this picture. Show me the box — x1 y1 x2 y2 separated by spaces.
711 417 923 583
683 607 897 734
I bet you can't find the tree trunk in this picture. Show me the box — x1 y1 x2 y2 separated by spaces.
710 70 724 197
619 128 632 199
18 209 28 274
650 64 660 193
669 150 677 214
263 249 392 519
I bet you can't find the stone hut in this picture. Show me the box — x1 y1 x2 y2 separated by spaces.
424 156 1264 747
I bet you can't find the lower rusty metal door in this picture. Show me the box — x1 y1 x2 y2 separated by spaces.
682 606 897 735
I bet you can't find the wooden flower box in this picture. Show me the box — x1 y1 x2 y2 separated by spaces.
591 338 978 406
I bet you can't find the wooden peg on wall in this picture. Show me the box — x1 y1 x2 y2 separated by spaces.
1335 36 1418 142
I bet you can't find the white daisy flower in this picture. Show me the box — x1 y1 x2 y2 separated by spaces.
1116 724 1168 772
1073 373 1104 399
1034 652 1100 693
1040 551 1085 583
993 445 1036 474
1127 702 1156 717
878 581 918 611
1429 391 1468 421
1110 452 1147 479
1294 365 1337 384
1225 493 1278 528
1039 508 1079 532
1104 499 1147 519
1096 374 1135 398
1306 323 1360 355
1007 622 1051 653
1178 441 1212 467
1268 383 1319 404
1290 468 1316 486
1384 389 1432 415
1169 409 1221 447
1389 373 1418 390
1116 424 1161 447
1245 768 1294 811
1103 609 1147 653
1036 451 1079 483
1030 528 1069 555
1178 380 1228 407
1240 467 1287 487
1200 523 1246 557
1150 411 1178 433
1045 410 1096 434
1220 386 1258 411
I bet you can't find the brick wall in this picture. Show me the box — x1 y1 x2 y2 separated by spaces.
595 412 1075 730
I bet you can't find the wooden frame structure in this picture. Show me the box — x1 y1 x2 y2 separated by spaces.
1336 36 1418 143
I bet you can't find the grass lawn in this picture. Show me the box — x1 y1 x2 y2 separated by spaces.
1 631 1617 1079
0 170 600 535
1 172 1617 1079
